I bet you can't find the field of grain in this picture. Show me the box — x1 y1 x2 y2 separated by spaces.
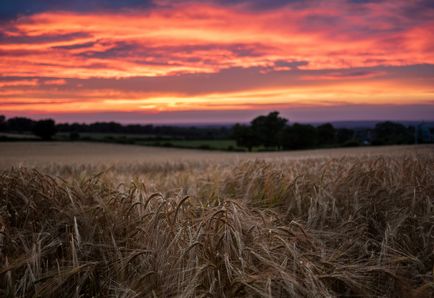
0 143 433 297
0 142 429 168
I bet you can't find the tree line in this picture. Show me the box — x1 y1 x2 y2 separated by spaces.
0 115 231 140
0 116 57 140
56 122 231 139
232 112 420 151
0 113 428 149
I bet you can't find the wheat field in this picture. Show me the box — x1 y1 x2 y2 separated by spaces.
0 143 433 297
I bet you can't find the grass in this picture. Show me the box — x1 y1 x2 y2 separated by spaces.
137 139 239 150
55 132 239 151
0 144 433 297
0 133 240 151
56 132 162 140
0 133 38 141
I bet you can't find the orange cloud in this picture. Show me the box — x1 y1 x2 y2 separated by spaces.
43 79 67 85
1 77 433 114
0 79 38 87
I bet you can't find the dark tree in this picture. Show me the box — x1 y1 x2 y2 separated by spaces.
279 123 317 150
6 117 34 132
0 115 5 131
317 123 336 145
32 119 57 140
373 121 412 145
336 128 354 144
251 111 287 148
232 124 259 152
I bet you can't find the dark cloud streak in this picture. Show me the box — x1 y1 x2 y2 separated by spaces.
0 0 153 20
2 64 433 96
0 32 92 44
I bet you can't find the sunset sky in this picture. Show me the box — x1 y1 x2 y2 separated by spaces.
1 0 434 124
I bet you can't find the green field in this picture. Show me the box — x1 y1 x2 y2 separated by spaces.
55 132 239 150
1 132 239 150
0 132 38 140
137 139 239 150
56 132 160 140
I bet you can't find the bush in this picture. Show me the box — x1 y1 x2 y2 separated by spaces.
198 144 211 150
69 132 80 141
341 140 360 147
32 119 57 140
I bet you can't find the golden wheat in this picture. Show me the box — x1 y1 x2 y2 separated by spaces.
0 149 433 297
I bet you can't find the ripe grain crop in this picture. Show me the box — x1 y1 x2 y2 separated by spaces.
0 147 433 297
